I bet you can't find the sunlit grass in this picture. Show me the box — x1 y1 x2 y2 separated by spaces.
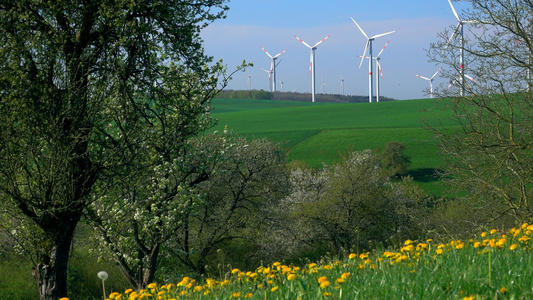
102 223 533 299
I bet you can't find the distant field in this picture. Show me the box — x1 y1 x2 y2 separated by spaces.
210 98 457 194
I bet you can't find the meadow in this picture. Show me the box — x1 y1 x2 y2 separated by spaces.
97 223 533 299
210 98 457 193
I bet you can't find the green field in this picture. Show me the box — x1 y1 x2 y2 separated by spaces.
210 98 457 193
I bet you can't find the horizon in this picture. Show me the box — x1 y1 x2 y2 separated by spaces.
201 0 474 100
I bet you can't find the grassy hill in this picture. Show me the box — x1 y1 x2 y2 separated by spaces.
210 98 456 194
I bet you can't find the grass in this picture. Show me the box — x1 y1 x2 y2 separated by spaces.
210 98 456 194
102 224 533 299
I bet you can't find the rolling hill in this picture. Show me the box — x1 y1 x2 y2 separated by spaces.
209 98 457 193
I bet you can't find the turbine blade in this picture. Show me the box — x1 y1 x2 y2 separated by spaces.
448 0 461 21
415 74 431 81
275 58 283 67
359 40 370 68
273 49 288 58
312 35 331 48
464 74 477 82
351 17 369 38
376 40 390 58
370 31 395 39
294 35 312 48
309 51 312 74
260 46 273 58
431 67 442 79
376 61 384 79
447 23 461 45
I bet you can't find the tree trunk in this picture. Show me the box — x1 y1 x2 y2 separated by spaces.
34 216 80 300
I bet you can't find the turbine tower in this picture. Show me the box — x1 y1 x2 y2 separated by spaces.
294 34 331 102
247 75 253 91
415 67 442 98
447 0 476 96
351 17 394 103
358 40 390 102
340 77 345 95
260 46 287 92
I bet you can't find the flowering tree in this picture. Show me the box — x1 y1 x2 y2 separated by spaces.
277 150 426 257
88 133 289 288
427 0 533 222
0 1 234 299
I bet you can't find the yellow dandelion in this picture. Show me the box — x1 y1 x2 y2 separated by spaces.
125 289 133 294
341 272 351 279
245 293 253 298
59 298 69 300
287 273 297 281
320 280 331 289
233 292 242 297
500 287 508 294
323 292 332 297
271 286 279 292
231 268 240 274
348 253 357 259
463 295 475 300
510 244 518 250
435 249 444 255
481 232 487 237
336 278 345 285
490 229 498 234
404 239 413 245
359 252 369 259
147 283 158 289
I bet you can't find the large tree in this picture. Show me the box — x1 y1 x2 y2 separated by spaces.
0 1 233 299
428 0 533 222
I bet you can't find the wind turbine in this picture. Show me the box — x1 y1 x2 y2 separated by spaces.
415 67 442 98
247 74 253 90
294 34 331 102
258 67 272 91
260 46 287 92
358 40 390 102
351 17 395 103
447 0 476 96
340 77 345 95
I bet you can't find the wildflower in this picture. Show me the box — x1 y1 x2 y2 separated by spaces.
473 241 482 248
519 236 530 243
463 295 475 300
147 283 157 289
341 272 351 279
59 298 69 300
490 229 498 234
125 289 133 294
232 292 242 298
231 268 240 274
271 287 279 292
404 239 413 245
336 277 345 285
401 244 414 252
435 249 444 255
348 253 357 259
287 273 297 281
320 280 331 289
323 292 332 297
510 244 519 250
245 293 253 298
500 287 508 294
481 232 487 237
359 252 369 259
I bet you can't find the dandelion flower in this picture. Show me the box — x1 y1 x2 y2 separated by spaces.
348 253 357 259
510 244 518 250
271 286 279 292
287 273 297 281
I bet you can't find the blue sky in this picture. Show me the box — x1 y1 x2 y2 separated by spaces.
201 0 474 100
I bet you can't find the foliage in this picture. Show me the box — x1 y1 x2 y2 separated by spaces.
216 90 395 103
0 0 234 298
271 149 429 260
428 0 533 221
379 141 411 177
89 132 289 288
101 223 533 299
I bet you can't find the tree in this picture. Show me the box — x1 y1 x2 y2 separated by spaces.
428 0 533 222
277 150 426 258
380 141 411 177
0 1 234 298
89 133 288 287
